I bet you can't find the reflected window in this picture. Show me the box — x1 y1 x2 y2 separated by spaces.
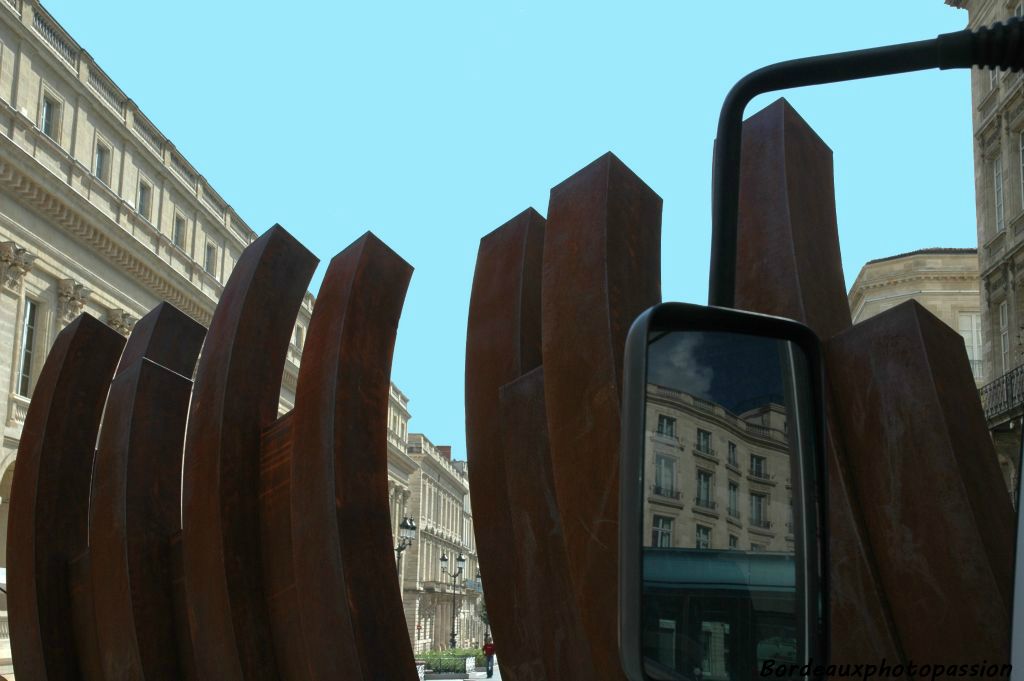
727 441 738 466
729 534 738 549
751 542 765 552
696 428 712 455
750 454 768 480
750 493 769 529
652 515 673 548
654 455 677 498
656 414 676 438
696 470 714 510
728 481 739 518
696 525 711 550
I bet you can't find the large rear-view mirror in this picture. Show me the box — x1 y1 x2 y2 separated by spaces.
620 303 828 681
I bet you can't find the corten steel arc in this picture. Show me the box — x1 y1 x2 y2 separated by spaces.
498 367 598 680
7 314 125 681
541 153 661 680
827 302 1013 662
86 303 206 680
181 224 317 681
289 233 414 680
466 208 545 681
733 99 903 661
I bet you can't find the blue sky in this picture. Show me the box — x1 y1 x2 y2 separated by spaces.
44 1 974 459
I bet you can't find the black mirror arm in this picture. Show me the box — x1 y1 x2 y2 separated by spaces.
708 18 1024 310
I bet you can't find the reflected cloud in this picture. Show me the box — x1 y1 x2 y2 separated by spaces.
649 333 713 399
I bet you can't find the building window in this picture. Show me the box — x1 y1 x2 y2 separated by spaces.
656 414 676 438
750 493 768 529
41 95 60 141
728 481 739 518
696 428 712 455
727 441 737 466
959 311 983 380
695 470 714 509
750 453 768 479
205 243 218 277
17 299 38 398
137 180 152 221
173 214 187 249
1001 301 1010 374
995 157 1005 233
729 534 738 549
990 67 999 91
652 515 673 548
654 454 676 497
750 542 765 552
695 525 711 550
294 325 304 349
94 142 111 185
1016 3 1023 18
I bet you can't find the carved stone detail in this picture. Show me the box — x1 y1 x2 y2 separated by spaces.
106 308 136 336
0 241 36 291
58 279 92 323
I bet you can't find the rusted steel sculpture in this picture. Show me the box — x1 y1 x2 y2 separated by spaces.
828 302 1013 662
542 153 661 680
181 225 317 681
736 98 1012 663
734 99 903 661
290 233 414 680
87 303 206 680
499 367 597 679
466 208 546 680
7 315 125 680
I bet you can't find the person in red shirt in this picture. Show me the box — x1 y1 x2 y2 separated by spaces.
482 638 496 678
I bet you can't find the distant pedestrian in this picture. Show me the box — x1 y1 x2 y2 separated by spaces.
483 638 496 678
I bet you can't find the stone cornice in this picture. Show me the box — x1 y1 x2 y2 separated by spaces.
0 134 216 325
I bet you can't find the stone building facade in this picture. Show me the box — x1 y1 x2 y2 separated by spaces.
0 1 430 673
402 433 484 653
847 248 982 381
946 0 1024 498
643 383 794 555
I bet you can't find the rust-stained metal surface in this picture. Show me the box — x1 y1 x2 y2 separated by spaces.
499 367 597 680
827 301 1013 662
69 553 103 681
466 208 545 681
259 413 309 681
7 314 125 680
734 99 904 662
542 153 661 680
181 224 317 681
290 232 413 680
88 303 205 680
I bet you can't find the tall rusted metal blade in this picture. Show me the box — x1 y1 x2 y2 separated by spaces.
466 209 545 681
734 98 904 661
290 232 414 680
87 303 206 680
827 301 1013 663
7 314 125 680
181 224 317 681
541 153 661 680
498 367 598 680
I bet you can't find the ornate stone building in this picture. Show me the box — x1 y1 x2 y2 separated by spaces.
0 1 424 673
643 384 794 556
847 248 982 381
946 0 1024 497
402 433 484 653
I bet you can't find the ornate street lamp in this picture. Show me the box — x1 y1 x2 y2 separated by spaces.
439 551 466 649
394 516 416 585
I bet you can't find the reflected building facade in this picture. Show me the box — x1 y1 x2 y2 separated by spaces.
643 384 794 556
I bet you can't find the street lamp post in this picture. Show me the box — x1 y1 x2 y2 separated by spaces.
394 517 417 587
439 551 466 649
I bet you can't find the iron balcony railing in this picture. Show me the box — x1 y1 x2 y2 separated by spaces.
694 497 717 511
651 485 681 500
980 364 1024 421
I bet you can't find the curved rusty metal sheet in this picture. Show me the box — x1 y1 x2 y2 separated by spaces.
499 367 597 680
181 224 317 681
734 99 903 662
88 303 205 680
541 153 661 680
7 314 125 680
466 208 545 680
290 232 413 680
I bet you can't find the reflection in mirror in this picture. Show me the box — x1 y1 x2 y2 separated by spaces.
641 330 810 680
